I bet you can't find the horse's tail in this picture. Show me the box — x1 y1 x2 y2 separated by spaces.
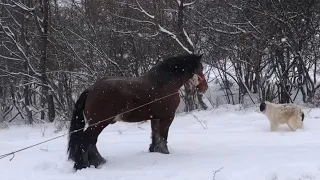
67 89 89 161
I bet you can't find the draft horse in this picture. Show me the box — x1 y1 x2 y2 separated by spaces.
67 54 208 170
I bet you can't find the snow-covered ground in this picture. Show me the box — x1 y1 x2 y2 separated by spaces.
1 105 320 180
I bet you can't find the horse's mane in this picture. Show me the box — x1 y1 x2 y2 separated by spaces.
145 54 201 86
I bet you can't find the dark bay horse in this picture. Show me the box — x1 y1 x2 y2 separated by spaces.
67 54 208 170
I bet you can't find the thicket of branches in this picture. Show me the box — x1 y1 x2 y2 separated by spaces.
1 0 320 125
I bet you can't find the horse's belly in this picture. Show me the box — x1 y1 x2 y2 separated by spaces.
120 108 152 123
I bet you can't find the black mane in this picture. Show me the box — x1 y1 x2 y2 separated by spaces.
145 54 202 86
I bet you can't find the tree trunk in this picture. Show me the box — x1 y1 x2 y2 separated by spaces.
62 72 74 118
21 0 33 124
176 0 206 112
40 0 55 122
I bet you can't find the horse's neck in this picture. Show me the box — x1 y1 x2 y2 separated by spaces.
144 72 186 92
159 80 185 92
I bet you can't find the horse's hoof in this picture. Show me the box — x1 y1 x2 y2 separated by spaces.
160 149 170 154
149 143 155 152
159 141 170 154
94 158 107 168
90 156 107 168
149 144 170 154
98 157 107 166
101 157 107 164
73 163 87 171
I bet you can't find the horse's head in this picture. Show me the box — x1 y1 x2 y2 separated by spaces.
147 53 208 93
188 54 208 93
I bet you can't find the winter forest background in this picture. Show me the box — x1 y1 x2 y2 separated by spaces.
1 0 320 130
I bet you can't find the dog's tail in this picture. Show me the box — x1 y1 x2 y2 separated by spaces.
301 111 305 122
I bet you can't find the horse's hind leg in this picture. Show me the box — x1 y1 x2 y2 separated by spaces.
85 127 107 168
72 126 106 170
88 144 106 168
73 134 90 170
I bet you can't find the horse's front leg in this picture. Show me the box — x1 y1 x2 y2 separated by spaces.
149 119 162 153
149 117 174 154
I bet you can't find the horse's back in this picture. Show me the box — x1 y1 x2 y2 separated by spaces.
84 76 149 121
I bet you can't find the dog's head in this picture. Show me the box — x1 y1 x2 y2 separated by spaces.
260 101 266 113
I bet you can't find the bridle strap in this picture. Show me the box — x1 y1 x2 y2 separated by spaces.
198 74 205 83
189 73 205 87
194 73 205 83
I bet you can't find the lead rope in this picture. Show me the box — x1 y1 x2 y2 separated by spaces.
0 91 180 160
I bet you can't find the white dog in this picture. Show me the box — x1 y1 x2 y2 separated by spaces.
259 101 304 131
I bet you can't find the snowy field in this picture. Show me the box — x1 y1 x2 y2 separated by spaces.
1 105 320 180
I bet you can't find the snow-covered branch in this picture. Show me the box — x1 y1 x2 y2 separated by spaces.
115 0 196 54
12 1 36 11
183 0 198 7
0 54 24 62
183 28 194 49
106 10 156 26
158 25 192 54
0 22 41 77
135 0 155 19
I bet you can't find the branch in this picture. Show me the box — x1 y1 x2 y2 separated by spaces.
50 26 96 75
0 54 24 62
225 1 243 11
59 26 124 75
158 25 192 54
193 9 247 35
212 167 223 180
105 10 155 26
183 0 198 7
0 22 41 78
135 0 155 19
183 28 194 49
12 1 36 11
176 0 194 52
114 1 194 54
200 27 244 35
